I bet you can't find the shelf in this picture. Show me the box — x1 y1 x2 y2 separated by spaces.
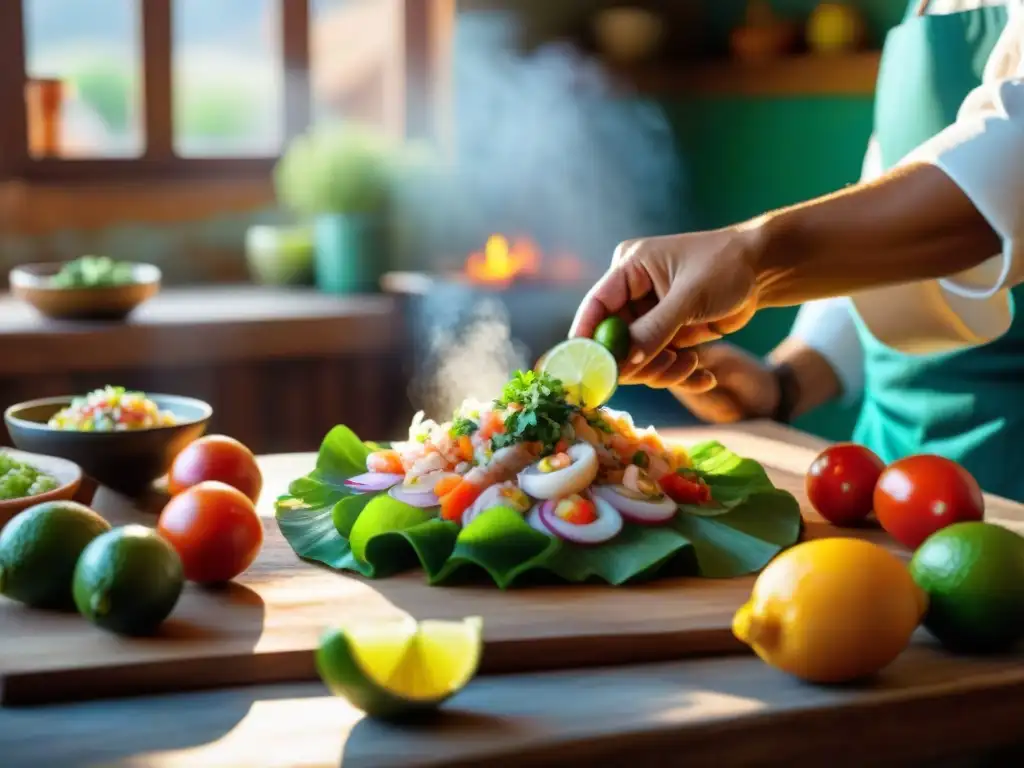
613 51 882 98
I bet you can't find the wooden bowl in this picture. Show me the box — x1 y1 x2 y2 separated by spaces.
4 394 212 497
9 262 161 321
0 449 83 531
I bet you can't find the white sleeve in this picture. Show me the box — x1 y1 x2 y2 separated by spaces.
851 22 1024 353
789 297 864 403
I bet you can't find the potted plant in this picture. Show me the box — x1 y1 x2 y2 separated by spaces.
274 125 398 294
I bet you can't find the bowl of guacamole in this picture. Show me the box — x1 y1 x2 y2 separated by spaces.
0 449 83 531
9 256 161 321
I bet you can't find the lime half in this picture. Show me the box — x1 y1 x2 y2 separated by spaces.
316 616 483 719
539 338 618 408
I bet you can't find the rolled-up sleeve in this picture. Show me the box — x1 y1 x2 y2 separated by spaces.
852 24 1024 354
789 297 865 403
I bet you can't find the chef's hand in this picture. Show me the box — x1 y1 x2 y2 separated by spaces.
569 227 763 391
671 344 779 423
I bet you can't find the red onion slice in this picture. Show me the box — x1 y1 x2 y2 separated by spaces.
591 485 677 524
387 485 440 508
538 495 622 546
345 472 404 491
527 503 554 536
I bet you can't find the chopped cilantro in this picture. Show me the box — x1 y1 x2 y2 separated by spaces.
492 370 575 453
450 417 478 437
586 411 614 433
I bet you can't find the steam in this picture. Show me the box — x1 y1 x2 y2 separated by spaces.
403 13 688 417
409 298 529 420
439 16 688 262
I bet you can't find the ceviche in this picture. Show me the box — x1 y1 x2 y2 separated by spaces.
48 386 178 432
345 371 714 546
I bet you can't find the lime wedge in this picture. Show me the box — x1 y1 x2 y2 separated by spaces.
316 616 483 719
539 338 619 408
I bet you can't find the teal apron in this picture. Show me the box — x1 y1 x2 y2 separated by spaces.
853 1 1020 497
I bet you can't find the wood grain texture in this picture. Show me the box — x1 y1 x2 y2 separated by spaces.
2 423 1024 765
4 625 1024 767
7 422 1018 708
0 287 401 375
3 422 1022 708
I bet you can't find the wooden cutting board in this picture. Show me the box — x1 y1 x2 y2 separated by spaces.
3 424 1012 707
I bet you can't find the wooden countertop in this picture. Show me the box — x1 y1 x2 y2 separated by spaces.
0 286 401 375
2 421 1023 767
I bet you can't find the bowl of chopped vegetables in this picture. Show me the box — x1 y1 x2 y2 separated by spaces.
0 449 83 530
4 386 212 496
10 256 161 321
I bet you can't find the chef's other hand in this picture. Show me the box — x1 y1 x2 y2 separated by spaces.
569 227 763 390
671 344 779 424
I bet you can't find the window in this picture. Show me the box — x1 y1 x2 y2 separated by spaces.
23 0 143 158
173 0 284 157
0 0 451 182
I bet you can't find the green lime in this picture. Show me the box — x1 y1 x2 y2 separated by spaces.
0 501 111 609
593 316 631 363
910 521 1024 653
73 525 184 636
538 338 619 409
316 616 482 719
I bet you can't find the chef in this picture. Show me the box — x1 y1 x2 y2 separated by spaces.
572 0 1024 498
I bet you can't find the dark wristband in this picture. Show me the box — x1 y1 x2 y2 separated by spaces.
771 362 800 424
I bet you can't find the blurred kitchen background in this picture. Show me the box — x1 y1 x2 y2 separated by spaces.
0 0 899 453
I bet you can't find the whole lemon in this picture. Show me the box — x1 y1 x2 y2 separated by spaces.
733 538 927 684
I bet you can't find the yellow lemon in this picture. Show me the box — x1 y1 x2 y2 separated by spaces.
733 538 927 684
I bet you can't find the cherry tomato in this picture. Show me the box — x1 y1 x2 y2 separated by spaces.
805 443 885 526
157 481 264 583
169 435 263 503
659 471 712 505
874 454 984 550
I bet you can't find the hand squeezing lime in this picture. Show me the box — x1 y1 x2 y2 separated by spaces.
592 316 631 363
316 616 483 719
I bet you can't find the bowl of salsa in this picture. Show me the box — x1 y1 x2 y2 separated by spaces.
4 387 211 496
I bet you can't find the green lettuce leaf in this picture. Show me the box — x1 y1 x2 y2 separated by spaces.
275 430 803 588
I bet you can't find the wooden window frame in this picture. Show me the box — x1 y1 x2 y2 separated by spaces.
0 0 452 184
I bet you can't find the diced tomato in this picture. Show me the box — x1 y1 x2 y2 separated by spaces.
478 411 506 441
367 450 405 475
555 496 598 525
659 471 712 505
440 480 483 522
554 439 570 455
433 475 462 499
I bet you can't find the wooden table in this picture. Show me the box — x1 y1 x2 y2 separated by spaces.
0 286 409 453
3 421 1023 768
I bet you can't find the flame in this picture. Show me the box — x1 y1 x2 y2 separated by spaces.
464 235 541 287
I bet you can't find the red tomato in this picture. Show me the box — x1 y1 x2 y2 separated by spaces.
659 471 712 505
169 435 263 503
805 443 885 527
157 481 264 583
874 454 984 550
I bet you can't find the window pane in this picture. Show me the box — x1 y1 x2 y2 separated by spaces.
173 0 283 157
310 0 401 131
23 0 143 158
